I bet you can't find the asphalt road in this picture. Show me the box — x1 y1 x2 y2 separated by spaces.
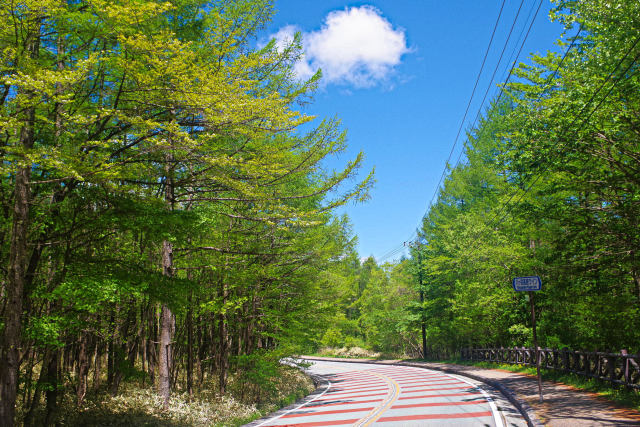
249 360 528 427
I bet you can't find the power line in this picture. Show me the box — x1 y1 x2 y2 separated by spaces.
402 37 638 276
425 0 508 217
429 31 640 267
454 14 582 170
422 0 540 234
497 0 540 94
378 0 534 263
485 35 640 229
453 0 538 169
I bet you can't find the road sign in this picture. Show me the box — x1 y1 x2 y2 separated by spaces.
512 276 541 292
512 275 544 402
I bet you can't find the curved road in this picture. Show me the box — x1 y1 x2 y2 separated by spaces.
250 360 527 427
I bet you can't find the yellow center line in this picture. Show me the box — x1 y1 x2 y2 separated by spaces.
355 371 401 427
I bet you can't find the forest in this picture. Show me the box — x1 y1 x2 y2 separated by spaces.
0 0 373 425
325 0 640 360
1 0 639 426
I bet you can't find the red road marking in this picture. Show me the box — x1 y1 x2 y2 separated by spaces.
281 406 374 418
325 387 389 396
370 370 436 373
377 411 493 422
402 381 464 388
268 419 360 426
399 381 465 387
392 377 449 382
397 391 482 400
401 385 476 393
391 399 488 409
392 373 449 378
330 374 372 379
328 384 387 389
397 378 452 385
324 387 386 394
329 382 386 388
328 382 386 389
328 375 366 378
314 392 388 401
304 398 383 408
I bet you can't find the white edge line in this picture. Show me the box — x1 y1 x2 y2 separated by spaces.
253 361 332 427
448 373 505 427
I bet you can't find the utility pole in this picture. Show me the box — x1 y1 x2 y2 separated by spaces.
417 250 427 360
407 241 427 360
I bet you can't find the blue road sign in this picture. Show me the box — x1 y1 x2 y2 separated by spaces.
512 276 542 292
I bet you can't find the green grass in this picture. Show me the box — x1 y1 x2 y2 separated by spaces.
421 358 640 412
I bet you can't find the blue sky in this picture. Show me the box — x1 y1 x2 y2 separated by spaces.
264 1 568 261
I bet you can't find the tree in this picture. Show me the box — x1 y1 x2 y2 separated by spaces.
0 0 373 424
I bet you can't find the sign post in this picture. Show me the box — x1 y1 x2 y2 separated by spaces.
513 276 543 402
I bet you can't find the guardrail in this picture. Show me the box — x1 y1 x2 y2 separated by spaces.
461 347 640 389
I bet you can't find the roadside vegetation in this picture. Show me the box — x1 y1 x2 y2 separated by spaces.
16 363 313 426
319 0 640 357
0 0 369 425
313 347 381 359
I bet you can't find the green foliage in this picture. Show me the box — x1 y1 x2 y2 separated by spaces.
315 254 420 356
320 328 345 348
1 0 372 422
395 0 640 355
232 352 279 402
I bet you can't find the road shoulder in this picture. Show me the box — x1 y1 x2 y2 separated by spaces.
243 371 330 427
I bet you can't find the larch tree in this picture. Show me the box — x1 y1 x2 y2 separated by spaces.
0 0 372 424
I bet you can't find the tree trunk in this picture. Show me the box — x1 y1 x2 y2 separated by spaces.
158 137 176 409
110 303 136 397
148 307 157 385
107 310 116 388
93 342 102 391
218 308 229 394
141 305 147 386
0 54 38 427
76 333 90 406
23 349 51 427
187 290 194 398
158 302 173 409
196 312 204 388
218 273 230 394
43 349 59 427
158 240 174 409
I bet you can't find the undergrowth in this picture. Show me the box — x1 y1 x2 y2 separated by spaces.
311 346 407 360
20 364 314 427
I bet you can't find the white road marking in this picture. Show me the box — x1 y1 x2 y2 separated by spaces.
448 372 505 427
253 363 333 427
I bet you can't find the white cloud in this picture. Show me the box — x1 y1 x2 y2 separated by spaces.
271 6 410 88
271 25 316 79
